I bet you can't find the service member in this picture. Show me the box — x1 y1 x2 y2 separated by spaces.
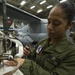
5 0 75 75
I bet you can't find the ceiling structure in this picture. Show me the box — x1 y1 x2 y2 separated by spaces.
6 0 75 19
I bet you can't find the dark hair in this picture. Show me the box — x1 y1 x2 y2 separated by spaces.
56 0 75 25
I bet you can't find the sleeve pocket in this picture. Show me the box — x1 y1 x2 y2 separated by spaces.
44 59 55 71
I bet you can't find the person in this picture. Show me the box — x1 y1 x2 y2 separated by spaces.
4 0 75 75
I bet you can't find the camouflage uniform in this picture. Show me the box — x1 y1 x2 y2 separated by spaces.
20 35 75 75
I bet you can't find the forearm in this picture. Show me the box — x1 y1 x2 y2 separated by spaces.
20 59 51 75
20 57 75 75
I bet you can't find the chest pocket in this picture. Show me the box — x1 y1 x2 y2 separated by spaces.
44 54 61 71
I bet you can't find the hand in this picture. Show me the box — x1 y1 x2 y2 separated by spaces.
4 58 25 66
24 45 31 56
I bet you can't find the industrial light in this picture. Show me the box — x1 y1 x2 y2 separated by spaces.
30 6 35 9
40 0 46 5
20 1 26 6
37 9 43 13
47 5 53 9
60 0 67 3
7 17 10 19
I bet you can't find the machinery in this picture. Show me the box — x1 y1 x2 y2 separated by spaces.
0 0 24 75
0 31 24 75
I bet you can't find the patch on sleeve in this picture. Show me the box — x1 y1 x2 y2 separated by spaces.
36 45 42 54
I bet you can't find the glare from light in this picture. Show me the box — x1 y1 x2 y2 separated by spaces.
60 0 67 3
7 17 10 19
30 6 35 9
37 9 43 13
47 5 53 9
40 0 46 5
20 1 26 6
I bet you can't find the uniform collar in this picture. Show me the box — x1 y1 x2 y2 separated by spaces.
43 35 69 53
53 35 68 53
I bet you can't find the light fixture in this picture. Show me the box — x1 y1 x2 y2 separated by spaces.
60 0 67 3
40 0 46 5
30 6 35 9
20 1 26 6
37 9 43 13
47 5 53 9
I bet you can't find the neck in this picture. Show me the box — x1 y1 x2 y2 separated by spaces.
50 33 66 45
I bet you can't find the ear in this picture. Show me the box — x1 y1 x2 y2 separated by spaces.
68 22 74 29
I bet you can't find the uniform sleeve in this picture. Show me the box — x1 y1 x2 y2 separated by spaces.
19 59 50 75
20 50 75 75
28 39 46 59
